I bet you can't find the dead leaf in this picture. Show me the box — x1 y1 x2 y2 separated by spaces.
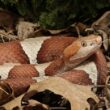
107 62 110 73
16 21 38 40
90 11 110 52
0 81 14 106
2 77 99 110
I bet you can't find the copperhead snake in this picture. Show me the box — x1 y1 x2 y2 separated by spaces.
0 34 107 100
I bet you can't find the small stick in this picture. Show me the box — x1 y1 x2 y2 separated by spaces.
50 107 67 110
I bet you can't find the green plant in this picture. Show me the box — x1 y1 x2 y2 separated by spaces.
0 0 110 29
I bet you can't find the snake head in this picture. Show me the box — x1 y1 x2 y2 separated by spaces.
63 34 102 68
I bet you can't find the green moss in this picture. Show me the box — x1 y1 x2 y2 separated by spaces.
0 0 110 29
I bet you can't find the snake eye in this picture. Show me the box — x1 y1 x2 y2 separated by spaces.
81 41 87 47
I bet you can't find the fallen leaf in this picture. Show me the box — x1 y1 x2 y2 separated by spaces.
2 77 99 110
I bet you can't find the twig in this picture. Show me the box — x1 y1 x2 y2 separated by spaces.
0 30 18 40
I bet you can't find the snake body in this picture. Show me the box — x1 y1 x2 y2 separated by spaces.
0 37 76 64
0 35 106 81
0 35 107 105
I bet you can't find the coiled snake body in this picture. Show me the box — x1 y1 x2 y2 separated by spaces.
0 35 107 99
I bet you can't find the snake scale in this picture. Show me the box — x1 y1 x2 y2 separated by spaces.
0 34 107 100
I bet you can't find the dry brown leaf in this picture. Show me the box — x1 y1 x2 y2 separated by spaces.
107 62 110 71
91 11 110 52
0 81 14 105
2 77 99 110
0 8 18 32
16 21 39 40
